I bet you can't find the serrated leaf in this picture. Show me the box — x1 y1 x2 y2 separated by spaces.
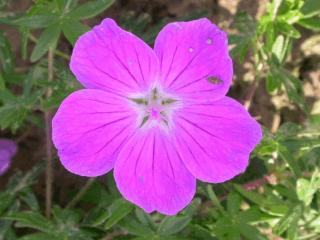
83 206 110 226
273 205 302 235
227 193 242 216
278 145 301 177
0 31 14 74
233 184 265 206
158 216 191 236
30 24 60 62
0 74 5 90
3 212 53 233
135 208 155 230
68 0 114 20
11 15 57 29
62 20 90 45
120 219 154 237
297 171 320 206
18 233 58 240
20 190 39 211
104 199 133 230
239 223 267 240
52 206 82 224
0 192 14 215
266 73 280 92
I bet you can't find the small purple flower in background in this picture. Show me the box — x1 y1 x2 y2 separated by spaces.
52 18 262 215
0 139 17 176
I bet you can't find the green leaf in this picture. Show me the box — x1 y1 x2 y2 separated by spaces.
68 0 114 20
158 216 191 236
301 0 320 18
271 0 283 20
273 204 303 235
298 17 320 31
3 212 53 233
296 171 320 206
0 31 14 74
120 219 154 237
0 74 5 90
104 199 134 230
62 20 90 45
11 15 57 29
30 24 61 62
0 104 28 132
233 184 265 206
227 193 242 216
0 192 14 215
20 28 30 60
277 21 301 38
52 206 82 224
135 208 155 230
229 12 256 63
239 223 267 240
20 190 40 211
84 206 110 226
18 233 58 240
271 35 291 64
266 73 280 92
237 207 271 223
278 145 302 177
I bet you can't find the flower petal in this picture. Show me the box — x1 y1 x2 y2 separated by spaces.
114 128 196 215
52 89 137 177
70 18 159 94
0 139 17 156
154 18 232 101
0 139 16 176
0 151 11 176
174 97 262 183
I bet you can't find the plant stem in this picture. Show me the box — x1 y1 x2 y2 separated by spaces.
244 78 258 110
65 178 96 209
29 34 70 60
45 48 54 218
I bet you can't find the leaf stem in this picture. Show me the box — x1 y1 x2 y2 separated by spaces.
65 178 96 209
45 47 54 218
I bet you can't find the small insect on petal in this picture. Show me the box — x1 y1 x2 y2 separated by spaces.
207 76 223 84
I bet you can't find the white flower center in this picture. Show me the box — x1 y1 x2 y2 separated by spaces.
128 87 180 131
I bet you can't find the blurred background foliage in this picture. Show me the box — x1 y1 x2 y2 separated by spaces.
0 0 320 239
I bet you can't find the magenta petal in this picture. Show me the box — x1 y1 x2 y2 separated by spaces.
114 128 196 215
154 18 232 101
52 89 137 177
0 139 17 156
0 151 11 176
0 139 17 176
174 97 262 183
70 18 159 94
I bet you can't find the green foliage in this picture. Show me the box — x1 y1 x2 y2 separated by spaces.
230 0 320 110
0 0 319 239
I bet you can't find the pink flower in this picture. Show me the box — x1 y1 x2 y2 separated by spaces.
52 18 262 215
0 139 17 176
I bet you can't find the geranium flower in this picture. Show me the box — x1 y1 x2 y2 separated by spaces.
0 139 17 176
52 18 262 215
